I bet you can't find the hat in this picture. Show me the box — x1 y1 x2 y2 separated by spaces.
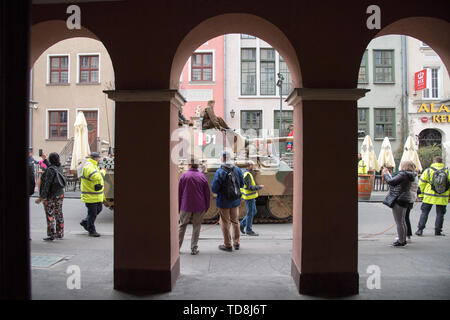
90 152 100 158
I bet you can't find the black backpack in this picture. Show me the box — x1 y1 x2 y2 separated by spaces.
49 167 67 192
222 165 241 200
430 167 450 194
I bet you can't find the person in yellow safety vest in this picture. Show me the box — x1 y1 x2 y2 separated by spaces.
79 152 106 237
415 156 450 236
239 161 264 236
358 153 368 174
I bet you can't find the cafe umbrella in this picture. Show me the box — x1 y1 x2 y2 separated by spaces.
400 135 423 172
71 111 91 173
378 137 396 171
358 135 380 200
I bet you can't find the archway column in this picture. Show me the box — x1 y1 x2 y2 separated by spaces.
287 88 369 296
104 89 185 293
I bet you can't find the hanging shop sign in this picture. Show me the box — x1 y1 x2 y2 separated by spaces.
415 69 427 91
418 103 450 123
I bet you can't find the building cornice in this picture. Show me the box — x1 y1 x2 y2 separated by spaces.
103 89 186 108
286 88 371 105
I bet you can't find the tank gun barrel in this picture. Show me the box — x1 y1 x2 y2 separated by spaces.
248 136 293 144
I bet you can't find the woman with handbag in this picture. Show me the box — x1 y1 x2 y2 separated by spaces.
35 152 65 241
382 161 416 247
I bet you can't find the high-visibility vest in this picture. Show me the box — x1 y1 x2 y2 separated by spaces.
81 158 105 203
418 163 450 206
358 160 368 174
241 171 258 200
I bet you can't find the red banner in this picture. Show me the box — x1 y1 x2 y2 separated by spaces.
415 69 427 91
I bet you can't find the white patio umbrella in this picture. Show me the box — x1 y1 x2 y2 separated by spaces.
360 135 380 172
400 136 423 172
378 137 396 170
71 111 91 172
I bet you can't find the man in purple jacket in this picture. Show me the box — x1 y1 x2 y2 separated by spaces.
178 160 211 255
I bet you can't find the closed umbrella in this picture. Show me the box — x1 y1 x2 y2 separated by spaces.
378 137 396 171
400 136 423 172
360 135 380 172
71 111 91 172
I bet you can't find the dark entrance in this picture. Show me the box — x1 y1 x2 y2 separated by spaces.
418 129 442 147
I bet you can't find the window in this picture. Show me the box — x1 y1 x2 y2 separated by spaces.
49 56 69 84
279 56 292 95
374 50 394 83
48 111 68 139
423 68 439 99
191 53 212 81
374 108 395 139
274 110 293 136
358 51 368 84
260 48 275 95
241 34 256 39
79 55 99 83
241 110 262 136
241 48 256 95
358 108 369 138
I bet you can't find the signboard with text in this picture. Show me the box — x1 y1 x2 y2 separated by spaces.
415 69 427 91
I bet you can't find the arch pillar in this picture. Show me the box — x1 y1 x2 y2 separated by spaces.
104 89 185 293
287 88 369 296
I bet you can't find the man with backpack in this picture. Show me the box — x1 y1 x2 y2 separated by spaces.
211 150 244 252
416 156 450 236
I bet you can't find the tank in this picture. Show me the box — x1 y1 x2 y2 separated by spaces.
99 121 294 223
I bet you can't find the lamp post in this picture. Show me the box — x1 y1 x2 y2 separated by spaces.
276 73 284 157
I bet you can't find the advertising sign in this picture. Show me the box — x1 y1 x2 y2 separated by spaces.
415 69 427 91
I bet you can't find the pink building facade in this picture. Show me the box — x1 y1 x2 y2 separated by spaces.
179 36 225 120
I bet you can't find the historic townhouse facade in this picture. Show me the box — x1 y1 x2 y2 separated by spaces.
407 37 450 166
224 34 294 153
30 37 115 158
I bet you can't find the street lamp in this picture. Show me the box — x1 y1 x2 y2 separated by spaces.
276 73 284 157
230 109 235 118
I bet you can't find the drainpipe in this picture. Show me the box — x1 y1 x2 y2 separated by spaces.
401 35 409 153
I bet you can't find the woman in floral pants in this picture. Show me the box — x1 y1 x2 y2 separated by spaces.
36 152 65 241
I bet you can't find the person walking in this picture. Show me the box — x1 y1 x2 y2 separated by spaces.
382 161 416 247
211 150 244 252
404 161 419 243
80 152 105 237
35 152 65 241
240 160 264 236
178 160 210 255
415 156 450 237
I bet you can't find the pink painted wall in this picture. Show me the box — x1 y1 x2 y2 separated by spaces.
179 35 224 119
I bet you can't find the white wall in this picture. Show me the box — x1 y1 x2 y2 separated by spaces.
225 34 293 136
357 35 404 159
